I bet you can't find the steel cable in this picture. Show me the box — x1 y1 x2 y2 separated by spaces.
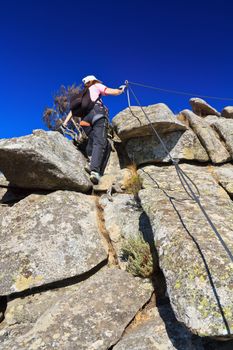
125 81 233 263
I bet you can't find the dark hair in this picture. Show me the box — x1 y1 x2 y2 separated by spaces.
85 79 100 88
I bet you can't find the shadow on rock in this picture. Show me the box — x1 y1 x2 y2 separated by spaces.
138 209 167 302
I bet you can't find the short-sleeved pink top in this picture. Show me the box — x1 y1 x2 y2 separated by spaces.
89 83 107 102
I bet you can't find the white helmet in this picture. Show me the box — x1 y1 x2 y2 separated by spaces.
82 75 102 84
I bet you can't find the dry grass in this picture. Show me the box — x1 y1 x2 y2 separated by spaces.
123 164 142 195
121 233 153 278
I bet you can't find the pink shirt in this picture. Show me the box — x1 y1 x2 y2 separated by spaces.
89 83 107 102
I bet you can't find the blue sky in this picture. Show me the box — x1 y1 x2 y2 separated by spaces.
1 0 233 138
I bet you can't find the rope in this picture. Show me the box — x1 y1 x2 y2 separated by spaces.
125 81 233 263
128 80 233 101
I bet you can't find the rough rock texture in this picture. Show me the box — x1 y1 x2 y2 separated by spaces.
112 104 187 141
211 164 233 196
221 106 233 119
0 268 152 350
125 129 209 165
209 118 233 157
0 129 91 192
189 98 220 117
0 191 107 294
114 304 204 350
138 164 233 338
0 280 80 342
181 110 230 163
100 194 154 268
0 173 8 187
204 115 220 125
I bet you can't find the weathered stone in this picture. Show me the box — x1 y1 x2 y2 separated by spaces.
221 106 233 119
100 194 154 268
114 304 204 350
112 104 187 141
204 115 220 125
138 164 233 338
0 268 152 350
0 129 91 192
0 173 8 187
1 281 79 340
189 98 220 117
0 191 107 295
181 110 230 163
209 118 233 157
211 164 233 196
125 129 209 165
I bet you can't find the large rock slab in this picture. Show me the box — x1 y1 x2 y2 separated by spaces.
138 164 233 338
189 98 220 117
209 118 233 157
0 129 91 192
0 191 107 295
181 110 230 163
125 129 209 165
112 104 187 141
0 268 152 350
211 164 233 196
114 304 204 350
221 106 233 119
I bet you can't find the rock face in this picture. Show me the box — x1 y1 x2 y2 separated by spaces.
0 268 152 350
209 118 233 157
189 98 220 117
2 101 233 347
112 104 187 140
211 164 233 196
181 110 230 163
0 129 91 192
221 106 233 119
125 129 209 165
114 304 204 350
138 164 233 338
0 191 107 294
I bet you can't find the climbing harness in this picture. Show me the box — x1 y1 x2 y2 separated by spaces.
124 80 233 263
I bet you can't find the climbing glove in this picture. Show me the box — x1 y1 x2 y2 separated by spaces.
119 85 127 92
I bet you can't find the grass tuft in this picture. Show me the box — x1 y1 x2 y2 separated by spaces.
121 233 153 278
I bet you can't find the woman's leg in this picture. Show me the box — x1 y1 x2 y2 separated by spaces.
90 118 107 174
100 139 112 176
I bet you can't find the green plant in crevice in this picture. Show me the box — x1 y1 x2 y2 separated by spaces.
121 233 153 278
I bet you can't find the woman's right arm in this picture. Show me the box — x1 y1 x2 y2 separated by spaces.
105 87 124 96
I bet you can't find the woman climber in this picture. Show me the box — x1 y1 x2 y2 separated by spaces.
63 75 126 184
